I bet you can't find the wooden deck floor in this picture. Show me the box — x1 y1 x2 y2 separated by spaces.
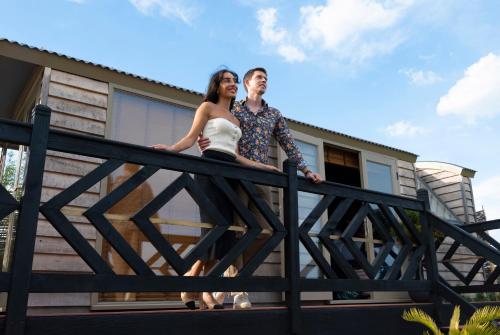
0 302 441 335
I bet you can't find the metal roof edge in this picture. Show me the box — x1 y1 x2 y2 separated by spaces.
286 117 418 159
0 37 204 97
415 161 476 178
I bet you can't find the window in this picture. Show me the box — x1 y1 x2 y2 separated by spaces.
98 89 200 305
366 160 393 194
295 139 322 279
109 89 200 224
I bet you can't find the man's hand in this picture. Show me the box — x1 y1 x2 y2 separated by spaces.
305 171 323 184
197 135 210 152
260 163 281 172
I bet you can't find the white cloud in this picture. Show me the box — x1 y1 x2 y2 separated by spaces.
129 0 200 24
437 53 500 122
255 1 415 64
399 68 442 86
257 8 306 63
298 0 414 62
67 0 86 4
384 121 425 137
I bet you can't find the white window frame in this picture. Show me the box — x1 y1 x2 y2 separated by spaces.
360 151 400 196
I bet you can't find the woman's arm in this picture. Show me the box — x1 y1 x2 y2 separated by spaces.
235 153 280 172
152 102 211 153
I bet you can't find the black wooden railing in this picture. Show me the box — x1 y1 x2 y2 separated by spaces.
433 217 500 315
0 105 499 335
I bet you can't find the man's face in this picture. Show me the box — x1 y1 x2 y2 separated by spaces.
245 70 267 95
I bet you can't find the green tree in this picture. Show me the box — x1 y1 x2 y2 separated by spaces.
1 151 17 191
1 149 26 198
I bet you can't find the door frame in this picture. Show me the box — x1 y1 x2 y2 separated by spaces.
278 129 331 301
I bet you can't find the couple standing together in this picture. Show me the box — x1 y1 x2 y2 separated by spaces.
153 67 322 310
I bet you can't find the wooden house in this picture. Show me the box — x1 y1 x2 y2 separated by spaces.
0 38 483 313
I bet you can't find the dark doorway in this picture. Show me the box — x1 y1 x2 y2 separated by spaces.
323 145 369 299
324 145 361 187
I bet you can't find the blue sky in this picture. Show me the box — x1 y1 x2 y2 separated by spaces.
1 0 499 236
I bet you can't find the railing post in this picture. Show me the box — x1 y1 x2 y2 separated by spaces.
417 189 443 325
4 105 51 335
283 159 302 335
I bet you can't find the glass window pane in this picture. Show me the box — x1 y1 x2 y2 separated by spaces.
295 140 322 279
366 160 393 194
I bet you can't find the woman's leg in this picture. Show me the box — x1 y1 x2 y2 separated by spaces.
199 260 224 309
180 260 204 309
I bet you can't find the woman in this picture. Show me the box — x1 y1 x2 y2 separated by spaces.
152 69 278 309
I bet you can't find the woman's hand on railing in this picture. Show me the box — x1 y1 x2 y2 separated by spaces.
151 143 174 151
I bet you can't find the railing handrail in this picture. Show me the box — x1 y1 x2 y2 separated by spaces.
0 117 32 145
461 219 500 233
46 127 288 188
298 177 425 211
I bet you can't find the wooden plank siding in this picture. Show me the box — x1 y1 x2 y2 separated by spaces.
397 160 417 198
32 70 107 307
415 166 473 223
462 177 476 224
414 163 484 286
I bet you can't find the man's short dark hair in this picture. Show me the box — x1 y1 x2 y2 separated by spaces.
243 67 267 91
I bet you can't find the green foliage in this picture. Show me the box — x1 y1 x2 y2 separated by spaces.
403 308 443 335
1 151 16 191
388 209 444 243
403 306 500 335
473 292 500 302
1 149 26 199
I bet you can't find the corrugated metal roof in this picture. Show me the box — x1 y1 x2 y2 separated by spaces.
0 38 204 97
1 38 417 158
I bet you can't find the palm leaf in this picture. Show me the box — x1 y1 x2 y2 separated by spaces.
448 306 460 335
402 308 444 335
466 306 500 326
462 323 500 335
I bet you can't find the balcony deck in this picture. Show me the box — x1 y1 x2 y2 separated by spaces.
0 302 441 335
0 106 499 335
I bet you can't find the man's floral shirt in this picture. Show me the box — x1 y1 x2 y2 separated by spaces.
232 99 307 170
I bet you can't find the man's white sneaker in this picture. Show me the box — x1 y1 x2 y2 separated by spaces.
233 292 252 309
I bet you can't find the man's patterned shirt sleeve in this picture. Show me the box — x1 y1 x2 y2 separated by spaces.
272 108 307 170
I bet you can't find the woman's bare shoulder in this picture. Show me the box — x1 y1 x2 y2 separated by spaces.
196 101 215 117
199 101 217 113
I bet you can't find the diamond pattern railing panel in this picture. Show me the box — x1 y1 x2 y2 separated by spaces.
297 189 428 283
433 217 500 289
39 158 286 280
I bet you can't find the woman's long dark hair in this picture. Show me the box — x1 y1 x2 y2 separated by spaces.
204 68 239 111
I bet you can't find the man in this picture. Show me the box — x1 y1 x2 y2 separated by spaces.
199 67 322 309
